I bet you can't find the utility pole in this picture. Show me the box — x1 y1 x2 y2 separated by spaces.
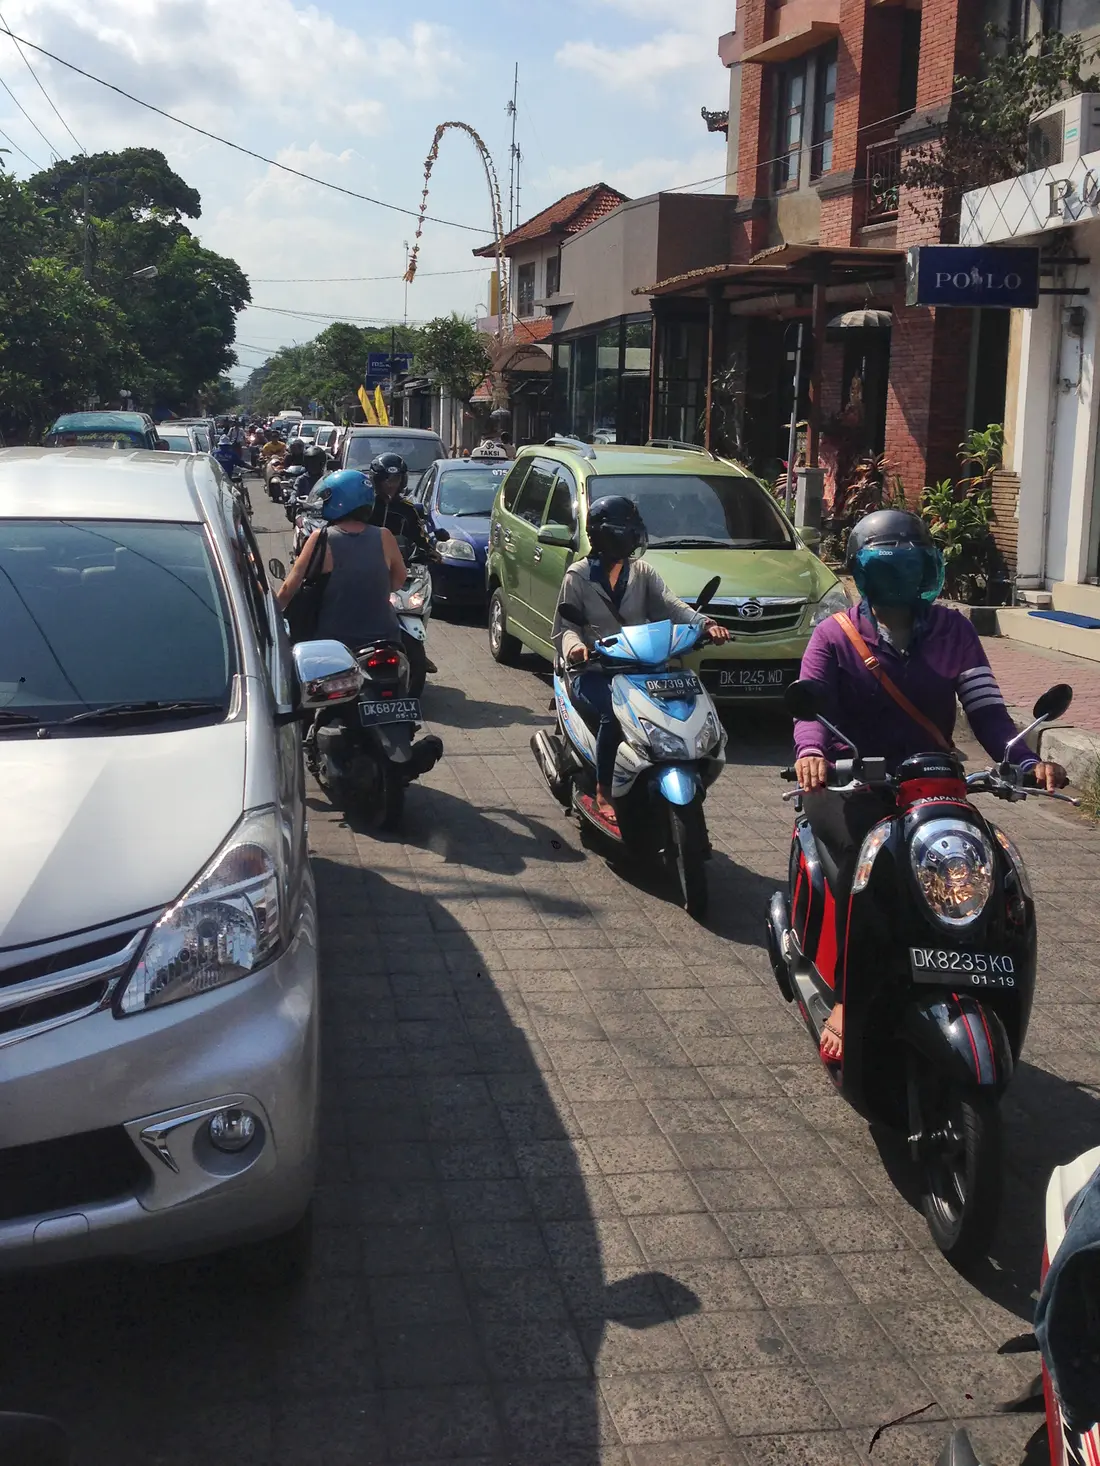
82 173 91 279
506 65 521 234
403 240 409 327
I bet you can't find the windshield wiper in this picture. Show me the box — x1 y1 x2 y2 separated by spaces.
0 708 38 724
648 536 737 548
56 699 226 727
450 509 491 517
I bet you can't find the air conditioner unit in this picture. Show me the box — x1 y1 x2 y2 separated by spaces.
1027 94 1100 172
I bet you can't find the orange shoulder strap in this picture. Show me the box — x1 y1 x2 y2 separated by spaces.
831 611 952 754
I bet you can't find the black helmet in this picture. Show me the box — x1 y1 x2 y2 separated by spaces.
285 437 305 462
303 444 328 475
586 495 647 562
846 509 944 607
369 451 408 494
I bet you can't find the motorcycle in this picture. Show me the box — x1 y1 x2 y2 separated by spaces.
531 578 726 919
285 630 443 831
391 539 434 698
765 676 1078 1262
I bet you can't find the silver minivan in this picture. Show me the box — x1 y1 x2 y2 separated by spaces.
0 448 357 1273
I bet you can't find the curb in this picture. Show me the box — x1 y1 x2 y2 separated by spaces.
1007 705 1100 787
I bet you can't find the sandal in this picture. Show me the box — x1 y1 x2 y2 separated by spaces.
820 1012 844 1065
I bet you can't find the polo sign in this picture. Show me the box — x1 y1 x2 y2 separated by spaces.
906 245 1040 309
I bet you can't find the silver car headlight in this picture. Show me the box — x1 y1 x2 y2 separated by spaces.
639 718 690 761
695 711 721 757
118 808 285 1015
809 583 850 627
909 819 994 928
442 539 476 562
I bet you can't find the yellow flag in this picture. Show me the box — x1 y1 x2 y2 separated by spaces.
374 385 390 427
358 385 378 426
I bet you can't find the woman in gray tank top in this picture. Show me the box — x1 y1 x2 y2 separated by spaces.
277 469 406 646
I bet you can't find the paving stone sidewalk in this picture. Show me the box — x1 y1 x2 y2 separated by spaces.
984 635 1100 735
3 494 1098 1465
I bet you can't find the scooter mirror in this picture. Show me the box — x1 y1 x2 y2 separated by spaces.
268 557 286 581
696 576 722 613
784 678 828 722
1032 682 1073 722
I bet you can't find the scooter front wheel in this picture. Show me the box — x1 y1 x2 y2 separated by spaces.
668 800 708 920
911 1064 1002 1265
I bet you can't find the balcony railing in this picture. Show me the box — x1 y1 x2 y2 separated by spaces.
865 138 900 223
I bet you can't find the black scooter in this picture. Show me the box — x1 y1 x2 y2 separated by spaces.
306 639 443 830
765 678 1077 1263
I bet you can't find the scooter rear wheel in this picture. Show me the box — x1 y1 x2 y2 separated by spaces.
403 634 427 697
668 800 708 920
913 1068 1002 1265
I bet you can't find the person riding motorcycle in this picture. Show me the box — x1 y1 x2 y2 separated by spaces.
793 508 1067 1063
275 469 406 645
213 433 246 477
366 452 438 561
551 495 730 830
297 443 329 496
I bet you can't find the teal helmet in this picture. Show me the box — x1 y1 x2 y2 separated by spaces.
846 509 944 608
316 469 374 523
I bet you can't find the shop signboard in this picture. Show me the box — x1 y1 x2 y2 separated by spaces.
906 245 1040 309
366 352 415 384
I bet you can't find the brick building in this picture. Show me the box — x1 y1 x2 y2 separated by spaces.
643 0 1042 500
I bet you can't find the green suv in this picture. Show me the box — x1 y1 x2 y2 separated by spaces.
485 439 847 701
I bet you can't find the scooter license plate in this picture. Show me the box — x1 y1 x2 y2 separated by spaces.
644 673 702 698
359 698 420 726
909 947 1017 988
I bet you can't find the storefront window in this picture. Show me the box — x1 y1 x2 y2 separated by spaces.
572 333 598 439
595 325 621 437
654 318 708 445
552 317 653 444
621 321 652 446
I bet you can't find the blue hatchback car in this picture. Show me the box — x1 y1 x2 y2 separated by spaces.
414 456 510 609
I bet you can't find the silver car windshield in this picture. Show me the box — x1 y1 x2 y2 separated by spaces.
344 436 444 474
0 520 234 726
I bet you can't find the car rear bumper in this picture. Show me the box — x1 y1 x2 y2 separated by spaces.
0 898 320 1270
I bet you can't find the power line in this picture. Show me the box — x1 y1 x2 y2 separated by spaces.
247 303 430 327
0 119 39 168
0 25 495 235
0 66 59 160
0 5 83 154
249 266 487 283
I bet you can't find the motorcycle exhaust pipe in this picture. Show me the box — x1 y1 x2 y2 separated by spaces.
531 729 571 807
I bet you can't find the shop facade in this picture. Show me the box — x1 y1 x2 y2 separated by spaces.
962 144 1100 595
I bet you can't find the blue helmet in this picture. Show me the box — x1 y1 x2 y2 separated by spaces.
316 468 374 523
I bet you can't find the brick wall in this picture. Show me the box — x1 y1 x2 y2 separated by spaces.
731 0 770 262
990 468 1020 573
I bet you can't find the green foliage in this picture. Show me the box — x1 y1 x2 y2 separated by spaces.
241 323 424 419
958 422 1004 483
0 147 250 433
1080 756 1100 823
417 313 490 402
919 424 1003 601
901 28 1100 230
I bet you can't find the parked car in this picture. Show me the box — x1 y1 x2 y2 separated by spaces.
339 427 447 494
414 456 509 608
172 418 217 453
43 411 162 451
0 447 326 1273
289 420 335 446
156 424 205 454
485 438 847 701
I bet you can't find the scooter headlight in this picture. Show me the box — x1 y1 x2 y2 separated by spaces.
909 819 994 928
638 719 690 761
694 712 721 757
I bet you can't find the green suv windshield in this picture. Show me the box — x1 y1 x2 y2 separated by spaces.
595 473 793 550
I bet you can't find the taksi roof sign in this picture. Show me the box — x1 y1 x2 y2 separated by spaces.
905 246 1040 309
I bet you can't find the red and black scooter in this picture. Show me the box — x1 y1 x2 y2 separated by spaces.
765 678 1077 1263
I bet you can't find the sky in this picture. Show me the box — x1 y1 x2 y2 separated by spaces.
0 0 735 383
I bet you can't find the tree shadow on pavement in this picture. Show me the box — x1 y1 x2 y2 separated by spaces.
396 787 586 874
423 680 553 732
0 858 697 1465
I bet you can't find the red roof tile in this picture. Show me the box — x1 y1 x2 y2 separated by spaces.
511 316 553 341
473 183 628 257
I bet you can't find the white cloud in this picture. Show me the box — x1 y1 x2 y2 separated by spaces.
556 0 730 102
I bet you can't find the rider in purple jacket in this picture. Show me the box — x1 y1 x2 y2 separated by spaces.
793 510 1067 1063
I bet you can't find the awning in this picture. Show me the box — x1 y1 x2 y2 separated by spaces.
636 244 903 301
742 17 839 64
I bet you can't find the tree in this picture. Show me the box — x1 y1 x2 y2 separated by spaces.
418 313 490 402
901 28 1100 234
243 324 424 419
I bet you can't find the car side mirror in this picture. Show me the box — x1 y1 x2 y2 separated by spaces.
434 527 450 542
268 557 286 581
538 523 573 548
292 640 362 708
154 439 169 451
1033 682 1072 722
799 526 822 551
785 678 828 721
696 575 722 613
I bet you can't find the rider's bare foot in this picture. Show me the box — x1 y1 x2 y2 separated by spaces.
595 789 618 826
820 1004 843 1064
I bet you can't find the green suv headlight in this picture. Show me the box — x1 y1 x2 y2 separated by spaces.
809 584 850 627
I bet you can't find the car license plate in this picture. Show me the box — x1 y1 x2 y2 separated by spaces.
909 947 1017 989
719 665 788 691
359 697 420 726
644 673 702 699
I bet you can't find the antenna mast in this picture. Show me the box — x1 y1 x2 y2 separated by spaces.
507 64 520 233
